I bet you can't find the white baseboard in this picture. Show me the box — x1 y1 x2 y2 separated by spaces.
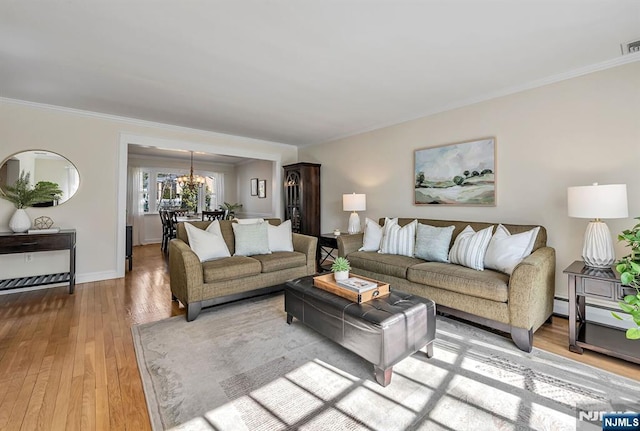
553 298 634 330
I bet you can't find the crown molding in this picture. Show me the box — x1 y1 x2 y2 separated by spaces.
0 96 296 150
311 52 640 147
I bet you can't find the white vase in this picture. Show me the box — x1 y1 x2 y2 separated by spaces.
334 270 349 282
9 208 31 233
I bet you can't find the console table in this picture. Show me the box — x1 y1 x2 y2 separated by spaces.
563 260 640 364
0 229 76 294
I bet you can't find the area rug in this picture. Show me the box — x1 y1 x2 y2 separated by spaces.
132 294 640 431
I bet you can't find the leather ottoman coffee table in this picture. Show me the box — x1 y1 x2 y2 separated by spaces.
285 275 436 386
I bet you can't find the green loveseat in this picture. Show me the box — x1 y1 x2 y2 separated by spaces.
170 218 317 321
337 218 555 352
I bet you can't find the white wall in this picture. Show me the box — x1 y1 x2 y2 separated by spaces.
300 61 640 301
0 100 298 283
236 160 276 218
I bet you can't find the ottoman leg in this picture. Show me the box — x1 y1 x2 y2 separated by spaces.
286 313 293 324
374 366 393 387
423 342 434 358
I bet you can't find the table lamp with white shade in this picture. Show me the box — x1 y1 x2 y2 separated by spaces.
567 183 628 268
343 193 366 234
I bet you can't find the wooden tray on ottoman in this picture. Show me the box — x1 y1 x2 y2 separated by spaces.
313 273 390 303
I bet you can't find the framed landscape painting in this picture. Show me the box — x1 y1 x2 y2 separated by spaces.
414 137 496 206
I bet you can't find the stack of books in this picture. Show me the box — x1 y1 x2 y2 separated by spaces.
336 276 378 292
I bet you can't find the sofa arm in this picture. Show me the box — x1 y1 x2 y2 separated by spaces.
169 238 204 304
293 233 318 274
508 246 556 331
337 233 364 257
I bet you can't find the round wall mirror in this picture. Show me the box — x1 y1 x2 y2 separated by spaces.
0 150 80 206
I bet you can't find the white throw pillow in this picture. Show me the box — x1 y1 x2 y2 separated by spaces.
184 221 231 262
232 222 271 256
268 220 294 252
448 225 494 271
379 219 418 257
359 218 384 251
372 217 399 250
484 224 540 274
414 224 455 262
233 218 265 224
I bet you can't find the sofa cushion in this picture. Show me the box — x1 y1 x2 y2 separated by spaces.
414 223 455 263
407 262 510 302
484 224 540 275
202 256 262 282
448 225 494 271
359 217 384 252
267 220 294 252
348 251 425 279
252 251 307 273
379 219 417 257
183 221 231 262
232 222 271 256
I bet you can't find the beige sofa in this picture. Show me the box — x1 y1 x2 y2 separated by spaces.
338 218 555 352
170 218 317 321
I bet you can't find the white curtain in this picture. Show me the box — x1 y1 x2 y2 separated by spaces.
214 173 224 210
127 167 146 246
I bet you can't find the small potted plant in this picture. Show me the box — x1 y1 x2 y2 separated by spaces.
0 170 63 232
219 202 243 219
331 257 351 282
612 217 640 340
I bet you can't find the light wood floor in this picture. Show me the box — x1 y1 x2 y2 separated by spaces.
1 244 638 430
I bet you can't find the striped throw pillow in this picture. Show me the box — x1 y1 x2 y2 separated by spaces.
379 219 418 257
448 225 494 271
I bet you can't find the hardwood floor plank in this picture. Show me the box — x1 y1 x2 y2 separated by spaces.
50 310 78 431
19 355 54 431
0 243 638 431
36 341 68 431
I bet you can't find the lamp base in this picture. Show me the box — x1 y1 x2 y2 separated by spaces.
582 220 615 268
348 212 361 234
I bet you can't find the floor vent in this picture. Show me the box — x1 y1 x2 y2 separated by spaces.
621 38 640 55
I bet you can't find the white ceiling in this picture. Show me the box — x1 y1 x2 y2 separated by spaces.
1 1 639 147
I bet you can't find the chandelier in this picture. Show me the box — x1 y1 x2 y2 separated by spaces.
176 151 205 191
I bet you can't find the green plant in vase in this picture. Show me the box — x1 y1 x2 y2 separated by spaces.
611 217 640 339
331 257 351 282
1 170 63 233
219 202 243 219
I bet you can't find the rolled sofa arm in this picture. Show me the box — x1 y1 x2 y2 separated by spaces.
508 246 556 331
169 238 204 304
292 233 318 275
337 233 364 257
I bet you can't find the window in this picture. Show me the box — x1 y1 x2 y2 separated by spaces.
140 169 223 213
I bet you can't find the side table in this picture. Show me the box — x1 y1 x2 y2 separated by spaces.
563 260 640 364
318 233 349 272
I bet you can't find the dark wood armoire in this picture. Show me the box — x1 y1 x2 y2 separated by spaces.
283 162 321 237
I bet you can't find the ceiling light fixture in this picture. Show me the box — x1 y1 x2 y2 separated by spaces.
176 151 205 191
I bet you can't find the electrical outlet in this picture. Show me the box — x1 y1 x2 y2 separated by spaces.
25 253 33 263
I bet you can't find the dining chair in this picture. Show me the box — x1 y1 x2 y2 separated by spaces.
160 210 178 253
172 209 188 217
159 210 167 251
202 210 227 221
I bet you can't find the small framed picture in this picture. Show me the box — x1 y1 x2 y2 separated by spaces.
258 179 267 198
250 178 258 196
